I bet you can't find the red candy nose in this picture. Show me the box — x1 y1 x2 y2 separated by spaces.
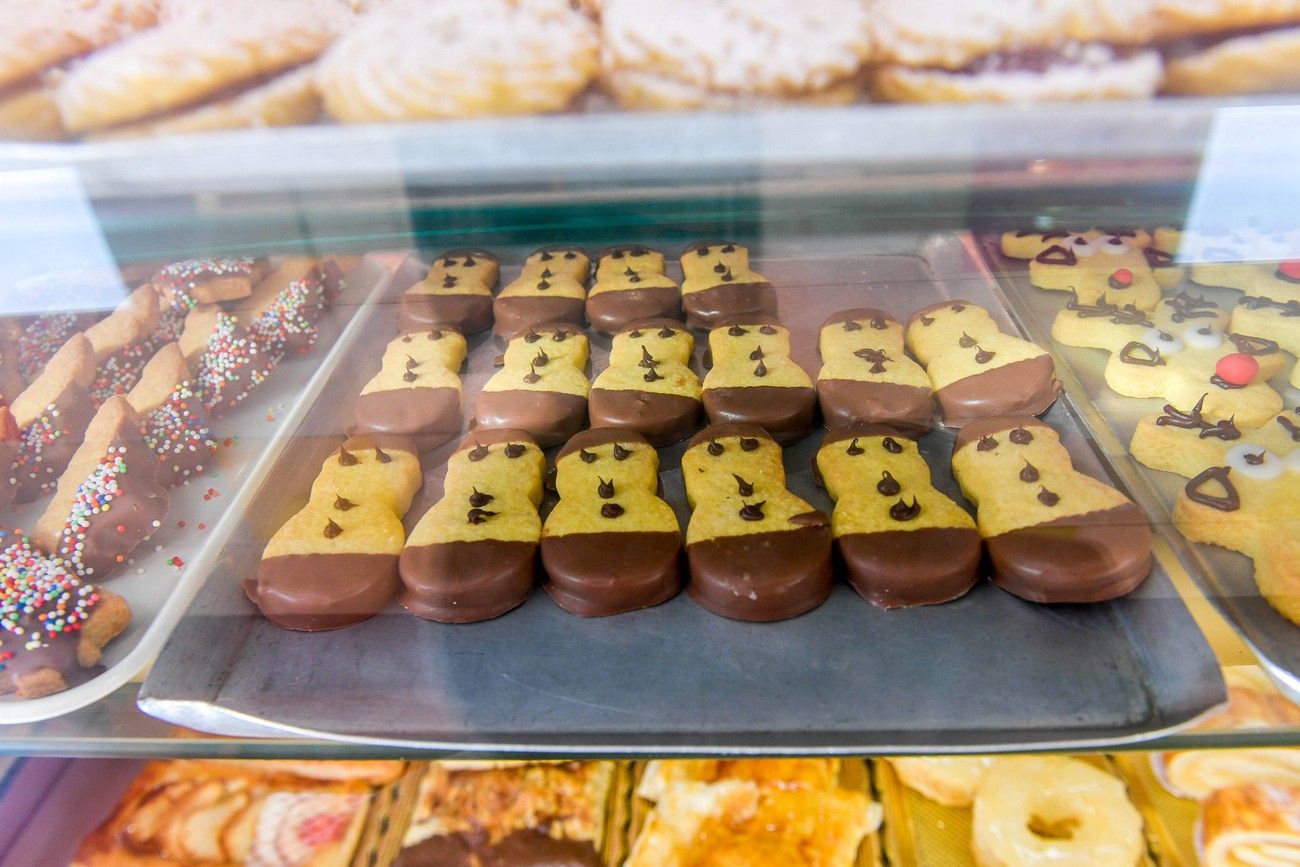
1109 268 1134 288
1277 260 1300 282
1215 352 1259 386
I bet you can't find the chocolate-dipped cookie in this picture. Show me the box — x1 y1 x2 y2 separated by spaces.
240 257 327 357
32 395 169 581
84 284 162 404
475 323 589 448
588 319 701 446
400 429 546 623
951 417 1152 604
153 256 269 309
493 246 589 340
816 308 934 435
679 241 777 330
188 306 276 415
399 249 499 335
1008 230 1164 310
354 328 467 452
249 436 423 631
586 245 682 334
815 425 979 608
126 342 215 486
905 301 1061 427
541 429 681 616
10 334 97 503
701 317 816 445
0 404 20 509
682 424 832 621
0 319 24 405
15 309 100 383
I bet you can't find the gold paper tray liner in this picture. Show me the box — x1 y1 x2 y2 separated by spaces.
1112 754 1200 867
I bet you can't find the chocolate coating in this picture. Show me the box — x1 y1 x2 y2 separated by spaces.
475 390 587 449
12 382 97 503
399 540 536 623
541 531 682 616
817 379 934 437
354 386 462 452
683 282 778 331
396 830 602 867
837 527 981 609
399 292 492 336
686 523 832 622
934 355 1061 426
986 503 1152 603
588 388 700 447
493 297 586 341
249 553 399 631
703 385 816 445
586 286 682 335
72 440 169 581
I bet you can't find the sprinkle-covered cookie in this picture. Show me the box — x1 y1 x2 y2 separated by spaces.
493 246 589 340
586 245 682 335
126 342 215 486
187 306 276 415
10 334 97 503
678 242 777 331
354 328 467 452
239 258 327 357
399 249 499 336
0 403 19 509
701 317 816 445
16 310 99 382
475 323 590 448
816 308 934 435
588 319 701 446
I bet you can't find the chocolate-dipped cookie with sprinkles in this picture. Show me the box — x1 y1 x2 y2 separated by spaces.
249 436 423 631
951 417 1151 604
33 396 169 581
152 256 269 342
10 334 97 503
701 316 816 445
541 429 681 616
400 429 546 623
238 258 327 357
83 285 163 404
400 248 499 335
126 343 215 486
678 241 777 331
0 538 131 699
905 301 1061 427
15 309 100 383
682 424 832 621
816 308 934 436
185 306 276 416
475 322 589 448
815 425 979 608
354 328 467 452
492 246 589 340
586 245 682 335
589 319 701 446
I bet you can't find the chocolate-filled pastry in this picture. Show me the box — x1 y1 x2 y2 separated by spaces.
951 417 1152 604
399 248 499 335
32 396 169 581
354 328 467 452
475 323 589 448
83 284 162 404
238 257 328 357
249 436 422 631
905 301 1061 426
10 334 97 503
679 241 777 330
493 246 589 339
400 430 546 623
816 308 934 435
0 539 131 700
126 342 216 487
541 428 681 616
815 425 979 608
185 305 277 415
701 317 816 445
589 319 701 446
681 424 832 621
586 245 682 334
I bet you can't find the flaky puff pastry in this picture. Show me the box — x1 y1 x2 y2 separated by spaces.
0 0 160 89
637 759 840 802
1200 783 1300 867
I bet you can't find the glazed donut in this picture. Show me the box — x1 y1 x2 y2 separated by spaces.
972 757 1144 867
890 757 1000 808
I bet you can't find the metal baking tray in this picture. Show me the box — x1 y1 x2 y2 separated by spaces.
137 234 1223 753
974 233 1300 702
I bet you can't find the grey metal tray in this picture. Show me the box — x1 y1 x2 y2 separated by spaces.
975 232 1300 702
138 235 1223 754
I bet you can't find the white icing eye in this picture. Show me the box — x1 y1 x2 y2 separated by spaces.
1226 443 1285 480
1070 236 1097 256
1182 324 1223 350
1287 450 1300 475
1140 327 1183 354
1100 237 1131 255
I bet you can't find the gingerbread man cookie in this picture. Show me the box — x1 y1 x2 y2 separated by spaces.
682 424 832 621
354 328 467 452
475 323 589 448
399 249 498 336
249 436 423 631
1004 229 1163 309
951 417 1152 603
816 308 934 436
678 242 778 331
905 301 1061 426
541 429 681 617
701 317 816 445
589 319 701 446
10 334 97 503
1231 294 1300 390
493 246 589 340
815 425 980 608
126 342 216 486
238 258 327 357
400 429 546 623
586 245 682 335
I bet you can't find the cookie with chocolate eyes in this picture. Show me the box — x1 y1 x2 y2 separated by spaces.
586 245 682 335
815 425 979 608
701 317 816 445
816 308 934 436
682 424 832 621
400 430 546 623
1001 228 1154 262
10 333 97 503
541 429 681 616
678 242 778 331
400 249 499 336
475 322 590 448
354 328 467 452
904 301 1060 427
589 319 701 446
1019 229 1164 310
951 417 1151 604
493 246 589 340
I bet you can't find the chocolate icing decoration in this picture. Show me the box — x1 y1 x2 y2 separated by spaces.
1185 466 1239 512
639 346 657 368
542 268 554 278
468 488 493 507
323 519 343 538
752 359 768 377
334 495 356 511
586 288 682 334
1156 397 1243 440
505 443 526 458
428 329 443 340
579 448 596 463
658 326 675 337
1144 247 1175 268
375 447 391 463
600 503 624 518
1277 415 1300 441
467 508 497 524
977 435 998 451
1037 487 1060 506
973 346 996 364
721 268 735 282
846 438 864 455
553 329 568 341
1019 462 1039 482
354 386 461 452
537 279 551 291
739 501 765 521
889 497 921 521
401 335 413 343
522 364 541 384
338 448 358 466
532 349 549 367
708 440 724 455
705 381 816 445
643 369 663 382
749 346 764 361
853 347 890 374
727 324 748 336
759 325 777 335
1035 244 1077 266
1243 451 1267 465
524 327 541 343
1240 296 1300 316
1009 427 1033 444
1119 341 1165 366
871 317 887 330
468 442 489 461
958 332 976 348
714 263 727 274
920 315 934 326
613 443 632 460
838 527 981 609
681 280 777 330
686 524 832 621
1166 291 1217 322
733 474 754 496
1064 294 1151 326
843 319 862 331
442 275 457 288
817 379 934 436
740 437 759 451
1227 333 1279 355
1211 374 1246 390
597 478 614 498
402 370 418 383
876 471 901 496
882 436 903 453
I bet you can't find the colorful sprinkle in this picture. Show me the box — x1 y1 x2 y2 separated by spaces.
196 313 275 413
0 539 100 663
56 445 128 577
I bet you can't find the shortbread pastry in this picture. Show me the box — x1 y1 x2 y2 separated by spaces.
126 342 215 486
399 249 499 336
354 328 467 451
816 308 934 435
1200 783 1300 867
588 319 701 446
586 245 682 334
493 245 589 340
889 757 1000 808
701 317 816 445
679 242 778 331
475 322 589 447
637 759 841 802
9 334 97 502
